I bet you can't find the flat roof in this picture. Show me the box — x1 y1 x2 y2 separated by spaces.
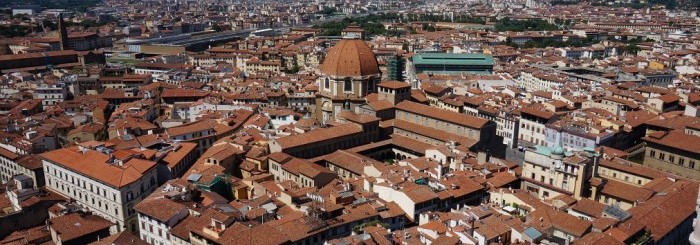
413 53 495 66
421 70 492 75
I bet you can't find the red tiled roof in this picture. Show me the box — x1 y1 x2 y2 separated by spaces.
620 180 698 243
392 119 478 147
318 150 380 175
134 198 186 223
599 157 665 180
320 39 380 77
520 104 555 119
395 101 488 129
378 80 411 89
570 198 607 218
599 179 654 203
88 231 149 245
161 88 209 98
49 213 113 241
576 232 625 245
0 147 19 160
41 147 156 188
643 130 700 155
527 208 592 237
274 124 363 149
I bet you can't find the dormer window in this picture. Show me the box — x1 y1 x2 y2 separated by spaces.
212 219 225 231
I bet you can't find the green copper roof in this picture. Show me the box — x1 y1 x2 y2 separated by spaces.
553 147 565 155
412 53 495 66
533 145 573 157
421 70 492 75
534 145 553 156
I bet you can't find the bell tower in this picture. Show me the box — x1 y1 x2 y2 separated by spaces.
58 13 69 51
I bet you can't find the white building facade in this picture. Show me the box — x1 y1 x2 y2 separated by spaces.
34 83 68 106
42 146 158 234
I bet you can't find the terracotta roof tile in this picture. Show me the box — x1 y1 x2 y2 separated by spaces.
620 180 698 242
317 150 380 175
570 198 607 218
599 179 654 203
49 213 113 241
134 198 186 223
15 155 43 170
378 80 411 89
320 39 380 78
527 208 592 237
162 142 197 168
274 124 363 149
41 146 156 188
395 101 488 129
392 119 478 147
576 232 625 245
643 130 700 155
88 231 149 245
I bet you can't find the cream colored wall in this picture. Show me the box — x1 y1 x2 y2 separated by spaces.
521 151 587 199
643 147 700 180
582 101 619 115
488 191 535 213
522 162 572 199
68 132 97 144
598 166 652 187
519 119 546 146
597 194 634 210
396 110 479 140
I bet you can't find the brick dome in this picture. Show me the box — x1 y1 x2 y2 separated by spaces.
319 39 380 78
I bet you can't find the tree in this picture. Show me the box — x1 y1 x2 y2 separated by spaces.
211 24 223 32
522 40 537 49
318 7 337 15
0 24 33 38
554 18 564 26
505 37 516 48
42 20 58 31
623 44 641 55
288 62 300 74
386 29 404 37
494 17 560 32
68 19 109 28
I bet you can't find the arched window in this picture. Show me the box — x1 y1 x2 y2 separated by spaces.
344 78 352 92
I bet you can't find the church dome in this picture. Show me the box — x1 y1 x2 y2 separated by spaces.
319 39 380 78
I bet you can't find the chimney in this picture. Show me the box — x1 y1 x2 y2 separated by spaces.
477 151 490 165
593 147 603 178
58 13 69 51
